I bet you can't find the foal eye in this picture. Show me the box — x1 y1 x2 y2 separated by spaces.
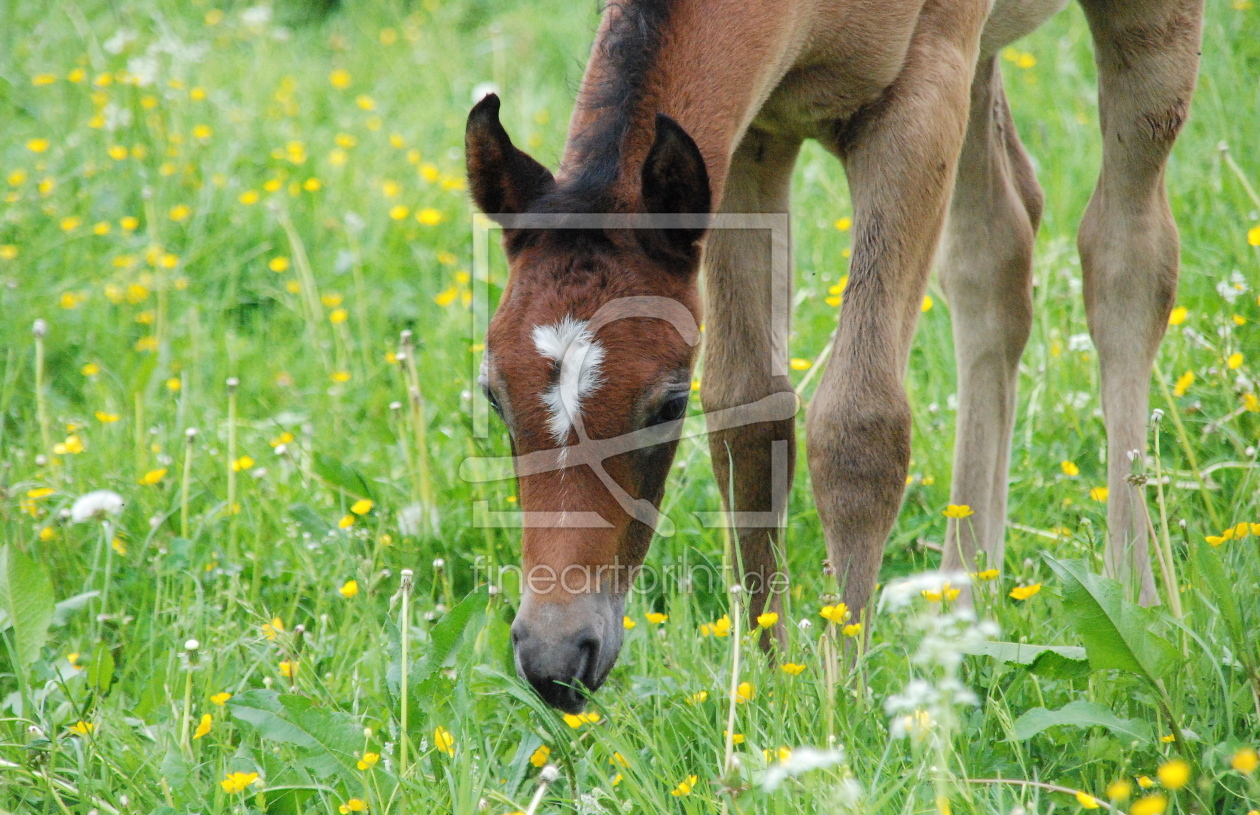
483 385 504 417
649 394 689 426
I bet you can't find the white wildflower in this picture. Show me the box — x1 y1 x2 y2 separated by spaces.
758 746 846 792
70 491 125 523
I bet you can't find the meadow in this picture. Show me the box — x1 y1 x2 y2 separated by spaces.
1 0 1259 812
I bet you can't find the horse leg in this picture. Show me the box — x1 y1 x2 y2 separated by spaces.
701 127 801 646
939 55 1042 581
1076 0 1204 604
809 1 989 622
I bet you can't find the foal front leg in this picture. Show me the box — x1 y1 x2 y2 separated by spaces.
809 4 988 622
1077 0 1204 604
702 129 802 646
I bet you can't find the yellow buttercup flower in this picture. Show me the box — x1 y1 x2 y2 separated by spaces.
529 745 550 767
1009 583 1042 601
357 752 380 770
96 411 120 423
820 604 850 624
433 726 455 755
1168 306 1188 326
351 499 373 515
1060 460 1079 476
670 775 698 797
211 692 232 706
1089 486 1108 502
923 582 961 603
262 617 284 640
781 663 806 675
921 295 933 312
416 208 443 226
279 660 297 678
687 691 708 704
338 799 366 813
1156 759 1190 789
1075 791 1100 809
339 580 359 599
339 514 355 529
943 504 973 519
842 622 863 637
1130 794 1167 815
973 569 1000 581
623 616 636 630
329 69 351 88
1227 352 1244 370
139 468 167 485
789 358 811 371
756 611 779 628
735 681 755 702
193 714 212 739
221 771 259 794
1231 747 1258 774
646 612 668 624
725 731 745 744
563 712 600 728
231 455 254 472
1106 779 1132 801
69 721 94 736
764 746 793 763
700 614 732 637
269 256 290 272
1172 370 1194 397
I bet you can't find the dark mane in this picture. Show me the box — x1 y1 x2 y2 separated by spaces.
555 0 675 213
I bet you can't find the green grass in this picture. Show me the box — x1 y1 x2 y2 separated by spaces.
2 0 1259 813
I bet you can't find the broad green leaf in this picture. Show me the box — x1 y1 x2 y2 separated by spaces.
963 640 1087 665
1012 699 1153 743
1042 555 1180 683
227 689 362 780
312 452 375 501
0 545 55 672
963 640 1091 680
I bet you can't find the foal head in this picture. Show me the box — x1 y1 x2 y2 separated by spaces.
466 94 710 711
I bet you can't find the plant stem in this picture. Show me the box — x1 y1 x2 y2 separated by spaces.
399 569 413 778
226 378 239 564
33 320 52 459
722 587 743 777
181 429 196 539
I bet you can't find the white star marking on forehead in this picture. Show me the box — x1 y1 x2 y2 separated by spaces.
531 316 606 443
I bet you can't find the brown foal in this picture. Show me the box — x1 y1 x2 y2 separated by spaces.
465 0 1205 712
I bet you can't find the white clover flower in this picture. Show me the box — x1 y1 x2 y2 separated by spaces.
70 490 125 523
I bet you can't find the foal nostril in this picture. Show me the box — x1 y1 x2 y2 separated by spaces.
514 628 604 713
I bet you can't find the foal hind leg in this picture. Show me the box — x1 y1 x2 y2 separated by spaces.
701 128 802 645
939 56 1041 580
1077 0 1203 604
809 1 989 622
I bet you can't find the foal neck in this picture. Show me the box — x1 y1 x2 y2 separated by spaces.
558 0 806 212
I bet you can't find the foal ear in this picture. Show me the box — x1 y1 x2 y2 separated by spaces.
640 114 711 261
465 93 555 220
